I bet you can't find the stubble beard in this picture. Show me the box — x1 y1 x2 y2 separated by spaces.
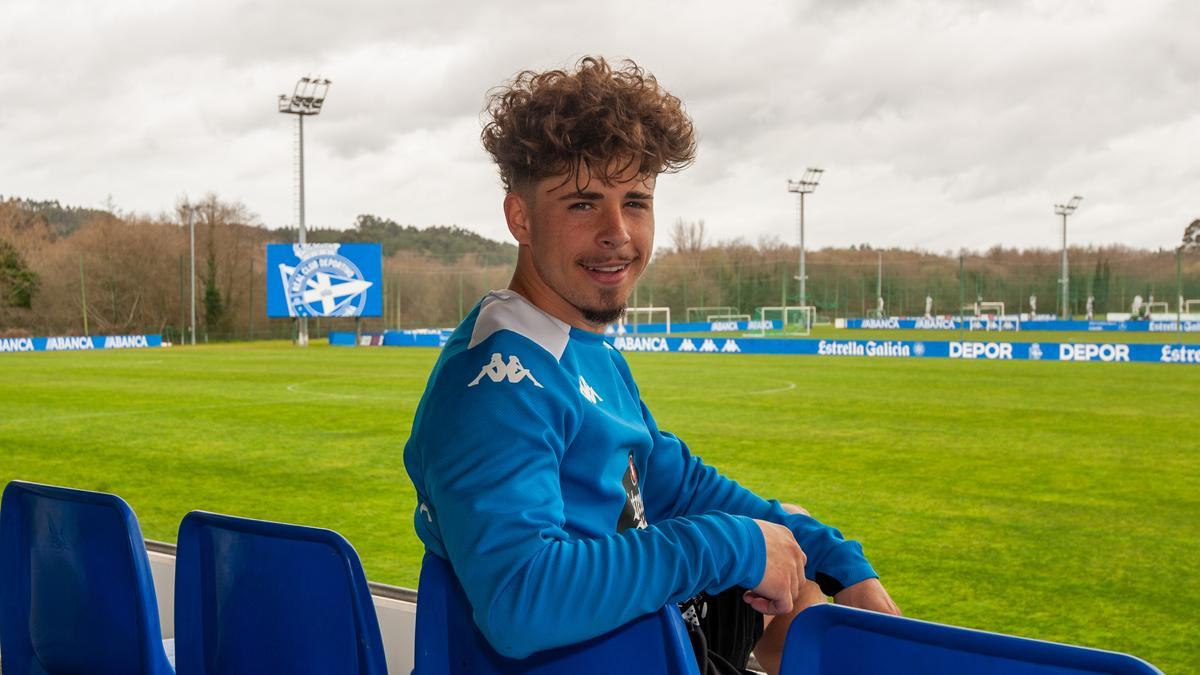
530 254 632 327
578 288 627 326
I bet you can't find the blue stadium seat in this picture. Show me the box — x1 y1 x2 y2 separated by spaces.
412 552 701 674
172 510 386 675
0 480 175 675
779 603 1162 674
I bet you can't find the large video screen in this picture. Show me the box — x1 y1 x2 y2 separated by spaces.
266 243 382 318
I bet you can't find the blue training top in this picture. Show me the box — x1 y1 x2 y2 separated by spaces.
404 290 877 658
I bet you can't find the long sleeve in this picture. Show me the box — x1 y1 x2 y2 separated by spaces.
405 332 767 658
637 399 878 595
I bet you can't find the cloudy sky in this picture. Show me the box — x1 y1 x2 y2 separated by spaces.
2 0 1196 252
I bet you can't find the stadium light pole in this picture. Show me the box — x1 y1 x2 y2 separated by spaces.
877 250 883 313
278 75 332 347
186 200 196 346
787 168 823 308
1054 195 1082 320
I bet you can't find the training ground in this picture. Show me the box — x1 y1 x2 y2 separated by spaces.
0 339 1195 672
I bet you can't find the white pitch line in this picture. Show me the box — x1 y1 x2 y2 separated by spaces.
748 381 797 395
650 380 797 401
0 400 280 428
284 380 411 402
285 382 363 400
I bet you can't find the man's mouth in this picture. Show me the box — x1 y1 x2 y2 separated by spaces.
580 259 635 284
583 262 630 273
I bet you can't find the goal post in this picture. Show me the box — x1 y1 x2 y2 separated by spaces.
1184 299 1200 315
707 314 752 323
756 306 816 337
619 306 671 334
979 301 1005 316
686 306 737 323
962 301 1005 316
960 301 1009 330
1146 301 1169 316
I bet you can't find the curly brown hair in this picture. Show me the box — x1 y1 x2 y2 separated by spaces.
481 56 697 193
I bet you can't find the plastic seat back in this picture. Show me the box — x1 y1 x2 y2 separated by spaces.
412 552 700 675
0 480 174 675
172 510 386 675
780 604 1162 674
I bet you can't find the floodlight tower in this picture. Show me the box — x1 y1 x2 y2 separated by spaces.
1054 195 1082 320
185 199 196 346
278 75 332 347
787 168 823 308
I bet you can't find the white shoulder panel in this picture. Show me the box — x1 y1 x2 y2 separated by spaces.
468 290 571 361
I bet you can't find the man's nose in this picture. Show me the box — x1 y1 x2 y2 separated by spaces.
597 206 631 249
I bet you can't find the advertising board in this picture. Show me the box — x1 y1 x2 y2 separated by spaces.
266 243 382 318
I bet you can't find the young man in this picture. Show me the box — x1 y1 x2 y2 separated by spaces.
404 57 898 674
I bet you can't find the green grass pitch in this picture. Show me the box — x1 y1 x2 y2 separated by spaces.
0 341 1195 671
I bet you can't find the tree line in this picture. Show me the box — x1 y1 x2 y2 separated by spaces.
1 198 1197 340
639 219 1200 320
0 196 515 341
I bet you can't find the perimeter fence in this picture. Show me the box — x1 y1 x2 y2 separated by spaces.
2 243 1196 340
631 247 1200 324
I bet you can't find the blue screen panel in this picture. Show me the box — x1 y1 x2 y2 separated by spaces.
266 243 383 318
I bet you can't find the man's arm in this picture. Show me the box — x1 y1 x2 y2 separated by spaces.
637 401 879 596
408 340 770 658
778 502 901 615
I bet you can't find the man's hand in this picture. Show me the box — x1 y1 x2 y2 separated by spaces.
744 519 806 615
833 577 901 616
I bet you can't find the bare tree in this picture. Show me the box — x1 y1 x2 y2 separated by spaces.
669 218 707 254
1183 219 1200 251
57 215 180 334
180 194 261 337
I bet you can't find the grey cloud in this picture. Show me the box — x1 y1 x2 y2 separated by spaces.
2 0 1195 249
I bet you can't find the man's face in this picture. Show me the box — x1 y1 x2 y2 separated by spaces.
506 164 655 328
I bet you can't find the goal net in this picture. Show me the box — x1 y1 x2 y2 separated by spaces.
756 306 816 337
618 307 672 334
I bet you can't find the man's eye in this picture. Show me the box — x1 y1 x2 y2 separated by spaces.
568 202 593 211
625 201 649 209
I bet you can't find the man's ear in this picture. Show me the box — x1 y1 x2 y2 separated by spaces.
504 191 532 245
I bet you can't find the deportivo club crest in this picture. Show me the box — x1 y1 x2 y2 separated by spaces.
277 244 373 317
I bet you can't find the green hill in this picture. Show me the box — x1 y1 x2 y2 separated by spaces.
0 197 114 238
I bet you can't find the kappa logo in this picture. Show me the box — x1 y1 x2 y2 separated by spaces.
679 339 697 352
468 353 543 388
47 515 66 549
578 376 603 404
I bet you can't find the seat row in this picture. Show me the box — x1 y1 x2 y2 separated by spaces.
0 480 1163 675
0 480 387 674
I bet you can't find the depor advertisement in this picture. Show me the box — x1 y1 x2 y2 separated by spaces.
328 329 1200 365
608 336 1200 365
266 243 383 318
